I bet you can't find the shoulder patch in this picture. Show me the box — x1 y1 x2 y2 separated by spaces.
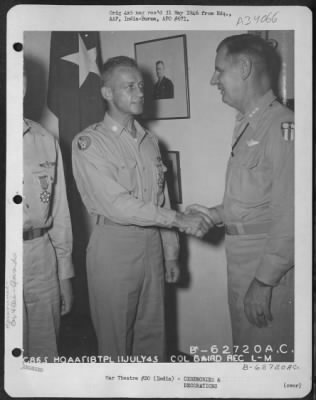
281 122 294 141
77 135 91 151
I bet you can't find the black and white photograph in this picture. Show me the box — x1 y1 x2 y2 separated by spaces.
4 4 312 399
135 34 190 119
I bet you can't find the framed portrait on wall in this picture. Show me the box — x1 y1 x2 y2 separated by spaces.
134 34 190 120
164 151 182 205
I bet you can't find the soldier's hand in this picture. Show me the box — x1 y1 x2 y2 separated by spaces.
165 260 180 283
60 278 74 316
244 278 273 328
175 211 213 237
185 204 223 227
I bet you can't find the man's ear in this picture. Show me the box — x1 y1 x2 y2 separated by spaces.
101 85 112 101
239 55 252 80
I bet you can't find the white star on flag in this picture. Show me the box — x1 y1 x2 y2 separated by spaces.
61 34 100 87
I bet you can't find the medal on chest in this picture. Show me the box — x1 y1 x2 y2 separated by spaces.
156 157 165 189
38 175 51 203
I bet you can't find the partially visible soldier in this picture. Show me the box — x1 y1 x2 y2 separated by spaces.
187 34 294 361
23 69 74 361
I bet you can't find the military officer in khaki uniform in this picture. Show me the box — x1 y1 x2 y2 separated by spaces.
23 71 74 361
187 34 294 361
153 61 174 100
72 56 210 361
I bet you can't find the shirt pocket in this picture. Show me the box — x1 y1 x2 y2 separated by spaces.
238 144 261 169
231 145 266 204
118 159 138 194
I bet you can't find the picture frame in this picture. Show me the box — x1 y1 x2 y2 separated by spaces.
164 151 182 205
134 35 190 120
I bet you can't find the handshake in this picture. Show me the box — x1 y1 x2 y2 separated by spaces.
175 204 223 238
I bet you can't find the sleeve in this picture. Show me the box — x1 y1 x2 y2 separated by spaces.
255 114 294 286
159 183 179 261
72 135 177 228
48 140 74 281
213 203 225 225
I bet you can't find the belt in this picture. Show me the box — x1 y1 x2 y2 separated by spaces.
225 222 270 235
23 228 47 241
96 215 120 226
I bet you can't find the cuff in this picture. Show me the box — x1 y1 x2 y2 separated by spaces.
58 257 75 280
156 207 177 227
255 254 294 286
213 205 224 225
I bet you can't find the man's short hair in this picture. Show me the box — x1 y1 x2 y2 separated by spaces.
101 56 139 86
156 60 164 67
217 34 279 78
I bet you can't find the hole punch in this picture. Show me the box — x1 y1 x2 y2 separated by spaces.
13 195 22 204
12 348 22 357
13 42 23 52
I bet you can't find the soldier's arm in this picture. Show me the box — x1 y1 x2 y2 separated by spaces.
185 203 224 227
255 115 294 286
72 135 177 227
48 139 74 281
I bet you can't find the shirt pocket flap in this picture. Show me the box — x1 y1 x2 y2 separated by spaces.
238 145 261 169
120 159 137 170
32 167 55 186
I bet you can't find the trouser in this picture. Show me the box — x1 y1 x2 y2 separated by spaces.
23 233 60 362
86 224 165 361
225 233 294 362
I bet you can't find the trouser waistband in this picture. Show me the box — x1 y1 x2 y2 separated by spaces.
96 215 120 226
225 222 270 235
23 228 47 241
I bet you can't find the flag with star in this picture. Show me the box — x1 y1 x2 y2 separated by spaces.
47 31 105 177
47 32 105 321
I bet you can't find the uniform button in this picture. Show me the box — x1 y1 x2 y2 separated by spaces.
143 167 145 171
144 189 147 192
26 204 30 208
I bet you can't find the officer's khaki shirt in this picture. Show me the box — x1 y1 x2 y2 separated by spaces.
23 119 74 280
217 90 294 286
72 114 179 261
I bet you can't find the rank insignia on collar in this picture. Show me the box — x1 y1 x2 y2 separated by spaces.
281 122 294 141
77 136 91 150
39 161 56 168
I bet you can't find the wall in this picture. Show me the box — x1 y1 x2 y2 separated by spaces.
24 30 245 353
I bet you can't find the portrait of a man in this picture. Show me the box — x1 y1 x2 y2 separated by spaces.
153 60 174 100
